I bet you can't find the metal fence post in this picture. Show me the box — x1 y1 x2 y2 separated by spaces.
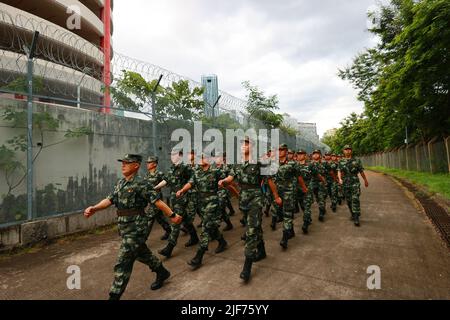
26 31 39 221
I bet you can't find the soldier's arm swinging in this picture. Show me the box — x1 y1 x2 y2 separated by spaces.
84 199 113 218
226 184 240 198
154 199 183 224
360 171 369 188
176 182 192 198
338 170 343 185
318 174 326 185
297 176 308 193
154 180 167 190
219 175 234 188
267 178 282 206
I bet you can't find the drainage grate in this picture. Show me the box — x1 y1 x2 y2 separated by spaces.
400 180 450 248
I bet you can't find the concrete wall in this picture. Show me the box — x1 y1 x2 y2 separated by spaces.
0 98 299 247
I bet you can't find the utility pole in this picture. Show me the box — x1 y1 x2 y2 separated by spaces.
25 31 39 221
151 74 163 156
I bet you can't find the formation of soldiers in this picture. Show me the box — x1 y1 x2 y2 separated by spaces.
83 139 369 300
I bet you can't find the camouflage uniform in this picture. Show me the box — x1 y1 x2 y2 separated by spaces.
297 162 314 229
188 165 227 251
165 162 196 247
271 160 298 234
338 157 364 219
144 169 171 236
230 161 267 260
107 174 162 297
187 163 201 225
309 160 327 219
216 163 233 227
328 161 339 211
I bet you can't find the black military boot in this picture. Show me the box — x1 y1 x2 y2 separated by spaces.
151 265 171 290
108 293 121 300
270 216 277 230
187 248 206 269
347 202 353 220
160 223 172 241
354 215 360 227
158 243 175 258
280 231 289 249
288 228 296 239
254 241 267 262
302 223 309 234
319 208 325 222
331 203 337 213
241 233 247 241
185 226 199 247
240 218 247 227
240 257 253 282
223 218 233 231
215 236 228 254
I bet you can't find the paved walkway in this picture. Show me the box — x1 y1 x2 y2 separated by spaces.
1 171 449 300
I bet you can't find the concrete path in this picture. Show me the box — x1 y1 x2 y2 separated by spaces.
0 171 449 300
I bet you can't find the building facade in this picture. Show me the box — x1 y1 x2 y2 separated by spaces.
0 0 113 110
201 74 219 117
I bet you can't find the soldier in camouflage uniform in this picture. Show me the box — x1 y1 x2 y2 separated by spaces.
310 150 328 222
296 149 322 234
272 144 308 249
328 154 340 212
144 156 172 240
187 150 202 229
338 145 369 226
336 154 345 205
158 150 199 258
83 154 182 300
177 154 229 269
219 137 281 282
215 152 234 231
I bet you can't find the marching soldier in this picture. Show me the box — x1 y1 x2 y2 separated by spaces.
215 152 235 231
177 153 229 269
272 144 308 249
310 150 328 222
83 154 182 300
157 149 199 258
328 154 340 212
144 155 172 240
219 137 281 282
338 145 369 226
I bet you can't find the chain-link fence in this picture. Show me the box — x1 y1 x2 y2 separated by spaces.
361 137 450 174
0 5 327 231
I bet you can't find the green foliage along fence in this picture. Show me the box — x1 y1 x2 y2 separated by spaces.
360 136 450 174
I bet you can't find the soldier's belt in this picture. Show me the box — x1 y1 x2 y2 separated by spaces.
240 183 260 190
116 208 145 217
198 191 217 197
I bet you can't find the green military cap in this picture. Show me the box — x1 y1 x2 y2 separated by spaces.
118 154 142 163
288 149 294 154
279 143 288 150
297 149 307 154
146 155 158 163
312 149 322 154
325 152 331 156
343 145 352 150
243 136 256 144
331 153 337 157
169 148 183 155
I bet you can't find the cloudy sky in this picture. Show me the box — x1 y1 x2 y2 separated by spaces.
113 0 382 137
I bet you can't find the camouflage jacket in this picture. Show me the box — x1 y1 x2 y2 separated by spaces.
297 161 312 183
271 160 298 192
144 169 165 190
107 175 160 220
165 162 193 192
188 165 226 195
338 158 364 183
309 161 326 184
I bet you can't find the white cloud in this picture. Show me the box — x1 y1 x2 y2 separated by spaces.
113 0 379 138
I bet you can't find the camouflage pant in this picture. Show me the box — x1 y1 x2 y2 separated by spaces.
218 190 230 222
187 191 199 220
272 188 296 230
343 180 361 217
168 192 196 246
330 181 339 208
146 206 170 236
239 190 264 260
110 214 161 296
198 195 222 250
311 181 327 215
299 186 313 227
